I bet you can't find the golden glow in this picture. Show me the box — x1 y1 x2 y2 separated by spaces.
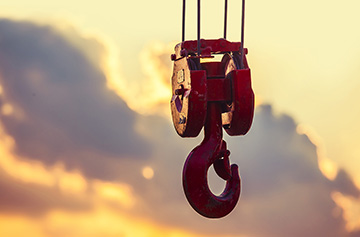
142 166 154 180
0 122 135 207
0 122 204 236
296 124 338 180
0 205 205 237
254 95 262 108
93 180 135 208
102 40 174 117
0 215 46 237
0 125 56 187
138 41 173 110
1 103 14 116
43 204 204 237
332 192 360 232
0 123 205 236
0 116 204 236
54 164 88 194
317 158 338 181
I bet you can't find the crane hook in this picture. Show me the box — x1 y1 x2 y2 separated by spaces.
171 0 253 218
182 102 241 218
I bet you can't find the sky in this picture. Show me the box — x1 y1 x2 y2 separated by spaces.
0 0 359 236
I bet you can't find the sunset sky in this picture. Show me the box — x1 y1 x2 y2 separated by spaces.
0 0 360 236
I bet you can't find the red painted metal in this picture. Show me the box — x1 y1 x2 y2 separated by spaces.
222 53 254 135
182 39 242 56
170 0 253 219
182 103 240 218
170 39 254 218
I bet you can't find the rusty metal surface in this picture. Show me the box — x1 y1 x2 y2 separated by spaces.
170 44 207 138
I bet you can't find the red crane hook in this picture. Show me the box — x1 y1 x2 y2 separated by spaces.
183 102 241 218
170 0 253 218
170 41 254 218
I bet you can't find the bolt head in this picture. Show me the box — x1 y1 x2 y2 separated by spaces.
180 49 188 57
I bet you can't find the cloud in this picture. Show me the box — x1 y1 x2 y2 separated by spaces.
333 169 360 198
105 40 175 117
0 168 90 216
0 19 151 179
136 104 360 237
0 18 359 237
223 105 347 236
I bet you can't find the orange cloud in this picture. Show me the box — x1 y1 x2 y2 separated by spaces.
0 119 204 236
0 205 205 237
0 124 55 187
332 192 360 233
0 215 45 237
297 123 338 180
99 39 174 117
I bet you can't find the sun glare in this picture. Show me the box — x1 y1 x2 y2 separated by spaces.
142 166 154 180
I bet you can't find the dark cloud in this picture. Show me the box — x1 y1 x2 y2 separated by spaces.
0 19 150 179
223 105 345 237
0 168 91 215
135 105 359 237
332 169 360 198
350 230 360 237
